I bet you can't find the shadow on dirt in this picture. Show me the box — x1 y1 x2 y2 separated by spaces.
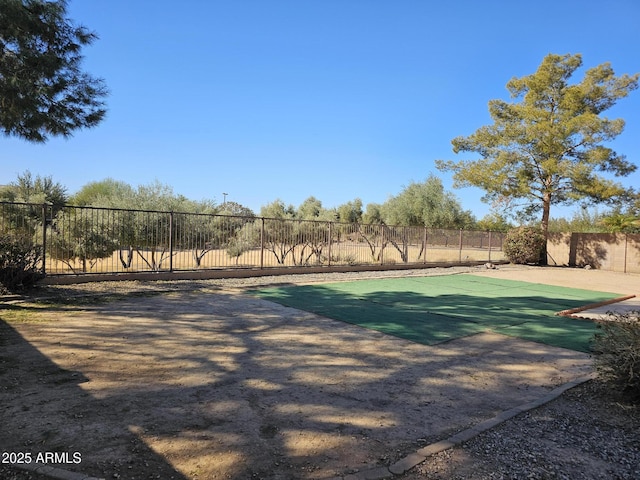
0 287 594 479
254 283 615 352
0 318 188 480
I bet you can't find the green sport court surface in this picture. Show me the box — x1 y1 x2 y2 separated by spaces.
253 274 623 352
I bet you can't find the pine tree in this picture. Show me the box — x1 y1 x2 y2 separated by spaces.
0 0 107 142
437 54 638 241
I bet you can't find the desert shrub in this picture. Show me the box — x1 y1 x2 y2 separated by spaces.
0 233 44 293
226 237 254 265
593 312 640 401
324 254 358 266
503 226 546 264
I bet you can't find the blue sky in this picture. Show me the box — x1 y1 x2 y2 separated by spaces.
2 0 639 220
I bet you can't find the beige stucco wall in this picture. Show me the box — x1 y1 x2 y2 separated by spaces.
547 232 640 274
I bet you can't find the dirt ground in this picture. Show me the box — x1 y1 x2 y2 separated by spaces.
0 266 638 480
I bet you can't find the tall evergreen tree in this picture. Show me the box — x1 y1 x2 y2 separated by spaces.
0 0 108 142
437 54 638 241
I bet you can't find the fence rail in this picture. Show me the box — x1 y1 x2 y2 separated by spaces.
1 202 505 277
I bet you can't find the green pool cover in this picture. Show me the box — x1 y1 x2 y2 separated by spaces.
253 274 622 352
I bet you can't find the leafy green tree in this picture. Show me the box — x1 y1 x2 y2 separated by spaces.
297 196 324 220
0 0 108 142
0 170 68 209
70 179 134 206
217 201 254 218
125 182 216 270
204 201 255 267
350 203 381 261
598 191 640 233
330 199 362 248
260 199 296 220
0 171 67 284
73 179 215 213
133 181 215 213
336 198 363 224
477 212 513 233
601 212 640 233
46 207 119 273
547 208 606 233
225 235 255 265
294 197 334 265
227 221 261 264
437 53 639 244
73 180 216 270
259 200 297 264
359 177 475 263
362 203 383 225
256 198 334 265
0 171 68 235
381 175 475 228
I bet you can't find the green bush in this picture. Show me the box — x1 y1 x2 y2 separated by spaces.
593 312 640 401
0 233 44 293
226 237 253 265
503 226 546 264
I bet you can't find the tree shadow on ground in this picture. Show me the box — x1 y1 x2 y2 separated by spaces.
254 280 620 352
1 288 595 479
0 319 188 480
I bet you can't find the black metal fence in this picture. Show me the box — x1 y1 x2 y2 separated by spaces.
1 202 505 276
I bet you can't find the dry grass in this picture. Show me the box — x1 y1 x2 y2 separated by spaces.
46 242 504 275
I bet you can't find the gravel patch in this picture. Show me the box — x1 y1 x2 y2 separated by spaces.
400 380 640 480
25 265 486 298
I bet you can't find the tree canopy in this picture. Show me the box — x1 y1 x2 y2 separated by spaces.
259 199 296 220
217 201 255 218
335 198 363 224
72 179 217 214
0 170 68 209
436 53 638 238
379 175 475 229
70 178 134 206
0 0 108 142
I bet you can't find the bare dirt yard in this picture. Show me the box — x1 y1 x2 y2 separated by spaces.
1 266 639 480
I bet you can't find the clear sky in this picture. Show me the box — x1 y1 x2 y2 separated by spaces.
2 0 639 220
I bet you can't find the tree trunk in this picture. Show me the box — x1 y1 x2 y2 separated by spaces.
540 192 551 265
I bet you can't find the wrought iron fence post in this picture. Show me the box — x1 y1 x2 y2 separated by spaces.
423 227 428 264
41 204 47 275
458 229 463 262
260 217 265 270
403 226 408 263
488 231 492 262
624 233 628 274
327 222 332 267
169 211 174 272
